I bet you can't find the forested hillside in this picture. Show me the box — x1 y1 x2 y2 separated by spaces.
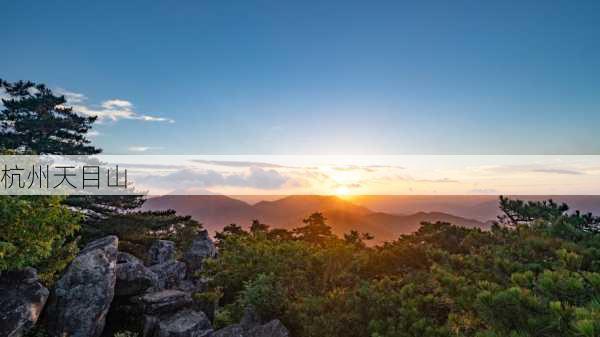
203 198 600 337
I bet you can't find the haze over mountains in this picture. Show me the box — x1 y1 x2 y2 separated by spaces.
350 195 600 221
143 195 492 243
143 195 600 243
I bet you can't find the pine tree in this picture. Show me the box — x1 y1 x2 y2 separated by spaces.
0 79 201 254
0 79 100 155
293 212 334 244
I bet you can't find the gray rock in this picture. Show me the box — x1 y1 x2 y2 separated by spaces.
247 320 289 337
0 268 49 337
155 310 212 337
148 240 176 265
135 290 193 315
184 230 217 273
176 280 199 293
116 252 158 296
118 251 143 264
46 235 119 337
239 306 260 331
210 324 244 337
150 260 187 290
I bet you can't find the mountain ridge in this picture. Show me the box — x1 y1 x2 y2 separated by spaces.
143 195 490 243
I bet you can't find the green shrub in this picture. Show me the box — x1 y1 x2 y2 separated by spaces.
0 196 80 284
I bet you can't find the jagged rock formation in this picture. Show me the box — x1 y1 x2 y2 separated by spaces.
184 230 217 273
46 235 119 337
135 290 193 315
150 310 212 337
105 236 217 337
150 260 187 290
148 240 177 265
5 232 289 337
0 268 49 337
116 252 159 296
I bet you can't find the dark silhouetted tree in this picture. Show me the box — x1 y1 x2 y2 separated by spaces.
0 79 100 155
293 212 334 244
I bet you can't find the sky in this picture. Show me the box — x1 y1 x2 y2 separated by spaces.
2 0 600 155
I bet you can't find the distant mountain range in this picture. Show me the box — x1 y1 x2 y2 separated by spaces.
348 195 600 221
143 195 492 243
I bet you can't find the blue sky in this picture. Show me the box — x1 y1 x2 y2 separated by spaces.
2 0 599 154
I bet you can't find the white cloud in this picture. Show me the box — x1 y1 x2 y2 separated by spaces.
56 89 174 123
128 146 164 152
87 130 101 137
55 88 87 103
102 99 132 109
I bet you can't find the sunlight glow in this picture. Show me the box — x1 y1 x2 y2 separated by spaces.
335 186 350 196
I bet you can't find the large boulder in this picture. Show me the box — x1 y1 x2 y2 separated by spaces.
154 310 212 337
239 306 260 331
183 230 217 273
148 240 176 265
210 325 244 337
246 320 290 337
46 236 119 337
134 290 193 315
150 260 187 290
115 252 158 296
175 279 202 293
0 268 49 337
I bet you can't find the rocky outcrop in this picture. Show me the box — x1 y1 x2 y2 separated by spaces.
135 290 193 315
46 235 119 337
148 240 176 265
154 310 212 337
176 279 203 293
0 268 49 337
33 233 289 337
150 260 187 290
0 232 291 337
184 230 216 273
107 239 207 337
116 252 158 296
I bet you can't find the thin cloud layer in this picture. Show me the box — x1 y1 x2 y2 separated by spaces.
531 168 584 175
128 146 164 152
137 167 290 190
475 164 587 176
191 159 287 168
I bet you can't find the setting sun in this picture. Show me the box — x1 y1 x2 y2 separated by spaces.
334 185 350 196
